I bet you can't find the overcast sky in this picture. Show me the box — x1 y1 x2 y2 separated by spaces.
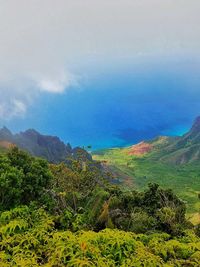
0 0 200 120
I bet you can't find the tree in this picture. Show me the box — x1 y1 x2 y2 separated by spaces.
0 154 23 210
0 147 53 209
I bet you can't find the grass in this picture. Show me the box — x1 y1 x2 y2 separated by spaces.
93 147 200 223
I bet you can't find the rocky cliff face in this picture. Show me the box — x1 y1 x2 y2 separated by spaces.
0 127 91 163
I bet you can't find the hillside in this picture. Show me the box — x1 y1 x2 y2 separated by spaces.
123 116 200 165
0 127 91 163
0 140 13 152
159 116 200 164
93 117 200 223
118 116 200 165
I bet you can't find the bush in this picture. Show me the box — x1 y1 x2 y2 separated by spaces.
0 211 200 267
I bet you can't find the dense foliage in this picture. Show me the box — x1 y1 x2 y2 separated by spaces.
0 206 200 266
0 147 52 210
0 147 200 266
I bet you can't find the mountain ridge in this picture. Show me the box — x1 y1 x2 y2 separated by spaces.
0 127 91 163
158 116 200 164
120 116 200 165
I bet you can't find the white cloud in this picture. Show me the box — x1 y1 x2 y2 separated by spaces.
39 79 65 94
12 100 27 117
0 99 27 120
36 71 78 94
0 0 199 119
0 69 78 120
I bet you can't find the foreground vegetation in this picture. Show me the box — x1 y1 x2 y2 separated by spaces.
1 147 200 266
1 206 200 266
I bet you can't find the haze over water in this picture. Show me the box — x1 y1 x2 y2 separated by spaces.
0 1 200 150
4 57 200 150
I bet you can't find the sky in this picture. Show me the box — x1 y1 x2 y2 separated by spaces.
0 1 200 149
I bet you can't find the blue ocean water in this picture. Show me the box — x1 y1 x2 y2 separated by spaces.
5 59 200 150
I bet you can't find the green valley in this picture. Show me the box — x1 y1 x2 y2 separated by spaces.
93 117 200 224
93 147 200 223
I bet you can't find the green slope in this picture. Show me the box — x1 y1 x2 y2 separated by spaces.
93 145 200 224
